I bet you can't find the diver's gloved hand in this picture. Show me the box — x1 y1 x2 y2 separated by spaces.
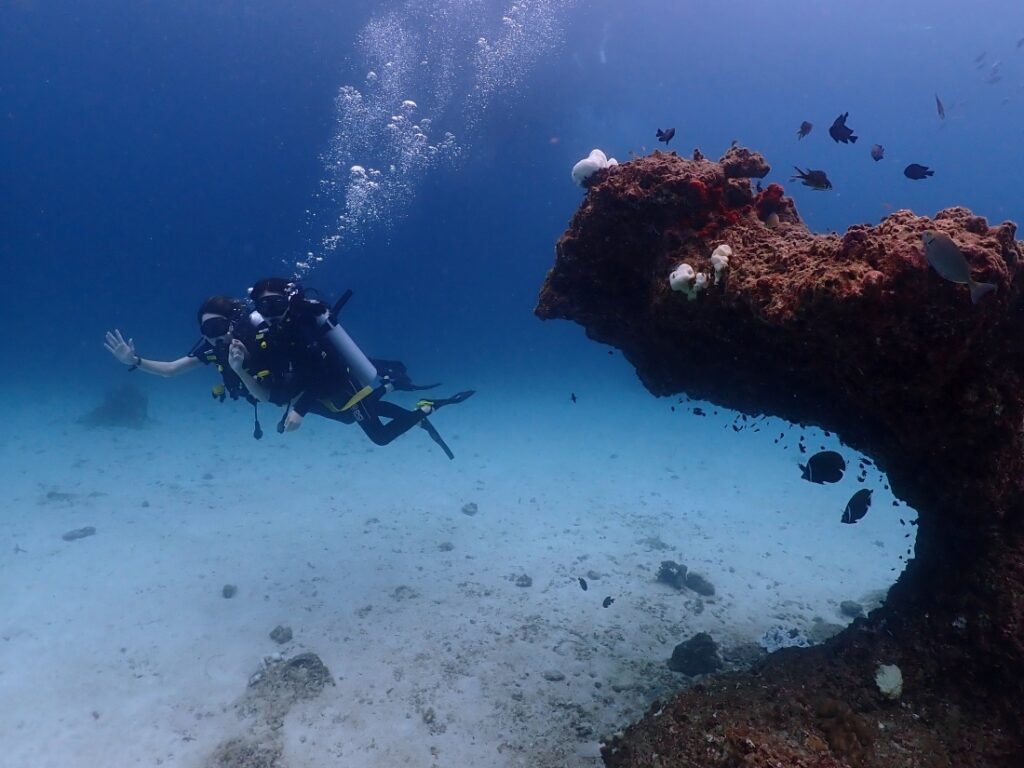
104 329 137 366
283 409 304 432
227 339 248 372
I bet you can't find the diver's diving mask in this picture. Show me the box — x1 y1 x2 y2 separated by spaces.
255 293 290 319
200 315 232 341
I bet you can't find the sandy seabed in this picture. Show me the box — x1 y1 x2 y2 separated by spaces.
0 372 911 767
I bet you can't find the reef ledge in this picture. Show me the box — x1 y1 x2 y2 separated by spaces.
537 148 1024 767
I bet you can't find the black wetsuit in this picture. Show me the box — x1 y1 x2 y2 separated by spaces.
249 305 434 446
188 339 257 405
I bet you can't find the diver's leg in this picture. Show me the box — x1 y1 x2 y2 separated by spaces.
354 400 425 446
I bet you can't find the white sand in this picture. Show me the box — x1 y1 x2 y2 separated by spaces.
0 369 912 767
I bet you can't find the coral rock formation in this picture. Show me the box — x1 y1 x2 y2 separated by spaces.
537 149 1024 766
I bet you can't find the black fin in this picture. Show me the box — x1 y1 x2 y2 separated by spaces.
420 418 455 460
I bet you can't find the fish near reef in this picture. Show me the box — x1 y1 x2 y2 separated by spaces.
921 230 997 304
800 450 846 484
870 144 884 161
904 163 934 180
578 577 588 591
842 489 873 524
935 94 945 120
828 112 858 143
797 121 813 139
791 166 832 190
656 127 675 144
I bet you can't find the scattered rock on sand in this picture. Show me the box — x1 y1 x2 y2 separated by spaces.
461 502 478 516
78 383 150 429
668 632 723 676
269 625 293 644
657 560 688 590
222 584 238 599
684 571 715 596
207 736 281 768
515 574 533 587
542 670 566 682
62 526 96 542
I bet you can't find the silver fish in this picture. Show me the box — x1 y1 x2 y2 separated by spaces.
921 230 996 303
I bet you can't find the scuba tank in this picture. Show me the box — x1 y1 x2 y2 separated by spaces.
314 307 380 390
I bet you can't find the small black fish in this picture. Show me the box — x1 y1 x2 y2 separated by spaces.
791 166 832 190
602 596 614 608
578 577 588 591
1017 38 1024 50
870 144 884 162
935 93 945 120
570 392 577 403
828 112 858 144
656 127 676 145
904 163 934 180
841 488 873 524
974 51 987 64
692 407 706 416
800 450 846 484
797 121 813 139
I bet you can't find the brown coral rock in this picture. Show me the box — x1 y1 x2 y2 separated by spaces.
537 149 1024 767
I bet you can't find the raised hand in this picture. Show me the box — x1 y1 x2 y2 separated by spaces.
104 329 137 366
227 339 248 372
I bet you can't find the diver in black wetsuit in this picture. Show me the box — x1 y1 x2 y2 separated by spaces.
105 295 273 437
240 277 474 457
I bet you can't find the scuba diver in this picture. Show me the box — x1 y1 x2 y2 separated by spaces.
105 295 270 437
242 277 474 458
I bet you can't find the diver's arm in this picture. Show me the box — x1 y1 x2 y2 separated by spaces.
138 356 202 377
227 339 271 402
104 330 201 377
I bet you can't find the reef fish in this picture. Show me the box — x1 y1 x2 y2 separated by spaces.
841 489 873 524
921 230 997 303
797 121 813 139
828 112 858 144
871 144 884 162
578 577 588 591
602 596 615 608
935 94 945 120
791 166 832 190
656 127 675 145
904 163 934 180
800 450 846 484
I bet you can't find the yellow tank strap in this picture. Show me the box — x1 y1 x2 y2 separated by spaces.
212 384 225 395
340 385 375 411
317 398 343 413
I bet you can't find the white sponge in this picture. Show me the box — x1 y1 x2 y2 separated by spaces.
572 149 617 186
669 263 695 292
875 664 903 700
711 244 732 284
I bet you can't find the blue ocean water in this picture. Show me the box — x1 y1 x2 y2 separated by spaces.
0 0 1018 764
5 0 1023 382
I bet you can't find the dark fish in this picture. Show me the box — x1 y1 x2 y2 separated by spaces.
602 596 614 608
841 488 873 524
570 392 577 403
797 121 813 139
974 51 986 64
870 144 884 162
791 166 832 190
904 163 934 180
1017 38 1024 49
828 112 858 144
935 94 945 120
656 127 676 145
921 230 997 303
578 577 588 591
692 407 706 416
800 450 846 484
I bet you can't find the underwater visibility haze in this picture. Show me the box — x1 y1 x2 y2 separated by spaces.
3 1 1024 766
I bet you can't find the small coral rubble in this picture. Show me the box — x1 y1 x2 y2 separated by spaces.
537 148 1024 767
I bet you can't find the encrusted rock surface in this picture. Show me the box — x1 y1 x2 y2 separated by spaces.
537 149 1024 767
